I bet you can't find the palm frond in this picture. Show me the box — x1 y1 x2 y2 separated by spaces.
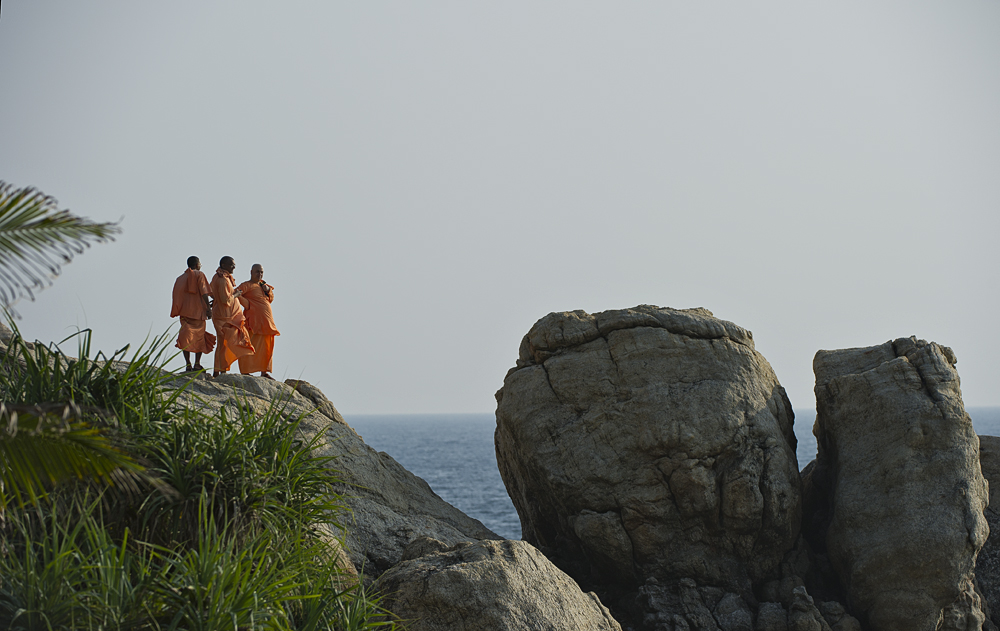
0 181 120 309
0 402 144 509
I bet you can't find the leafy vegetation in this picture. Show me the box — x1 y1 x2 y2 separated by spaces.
0 182 392 628
0 321 178 508
0 181 120 311
0 326 399 630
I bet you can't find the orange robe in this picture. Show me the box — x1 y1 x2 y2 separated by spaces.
170 269 216 354
236 281 280 374
210 268 254 371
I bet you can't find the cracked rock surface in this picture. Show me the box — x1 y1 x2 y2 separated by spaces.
807 337 988 631
375 538 623 631
494 305 802 610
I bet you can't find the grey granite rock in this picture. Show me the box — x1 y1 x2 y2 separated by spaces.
755 602 788 631
495 305 802 600
375 539 623 631
787 586 831 631
0 322 13 344
808 337 988 631
816 601 861 631
714 592 753 631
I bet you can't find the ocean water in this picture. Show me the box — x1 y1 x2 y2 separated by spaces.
347 407 1000 543
348 414 521 540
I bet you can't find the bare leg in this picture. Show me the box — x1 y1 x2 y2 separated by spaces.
193 352 203 369
183 351 192 370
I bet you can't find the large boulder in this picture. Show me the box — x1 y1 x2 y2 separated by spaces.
807 337 989 631
170 374 500 577
494 306 802 602
375 538 623 631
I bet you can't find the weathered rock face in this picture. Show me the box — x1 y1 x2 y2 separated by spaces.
976 435 1000 628
628 577 860 631
375 538 623 631
494 306 802 599
169 374 499 577
807 337 989 631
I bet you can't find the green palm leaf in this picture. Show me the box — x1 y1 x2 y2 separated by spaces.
0 181 120 309
0 402 144 508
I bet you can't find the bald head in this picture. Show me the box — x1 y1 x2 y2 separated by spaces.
250 263 264 282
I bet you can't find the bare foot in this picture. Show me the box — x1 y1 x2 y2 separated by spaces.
261 372 274 380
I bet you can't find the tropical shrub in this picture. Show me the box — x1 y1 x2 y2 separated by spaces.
0 326 398 630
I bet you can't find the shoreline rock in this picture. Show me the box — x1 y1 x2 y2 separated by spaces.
495 305 802 627
805 337 988 630
376 538 623 631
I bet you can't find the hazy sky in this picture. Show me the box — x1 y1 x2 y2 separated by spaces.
1 2 997 415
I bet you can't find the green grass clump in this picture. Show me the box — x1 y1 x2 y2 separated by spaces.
133 398 344 549
0 324 399 630
1 325 180 425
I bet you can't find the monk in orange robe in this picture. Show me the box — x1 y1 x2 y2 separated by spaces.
170 256 216 371
210 256 255 376
237 263 280 379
